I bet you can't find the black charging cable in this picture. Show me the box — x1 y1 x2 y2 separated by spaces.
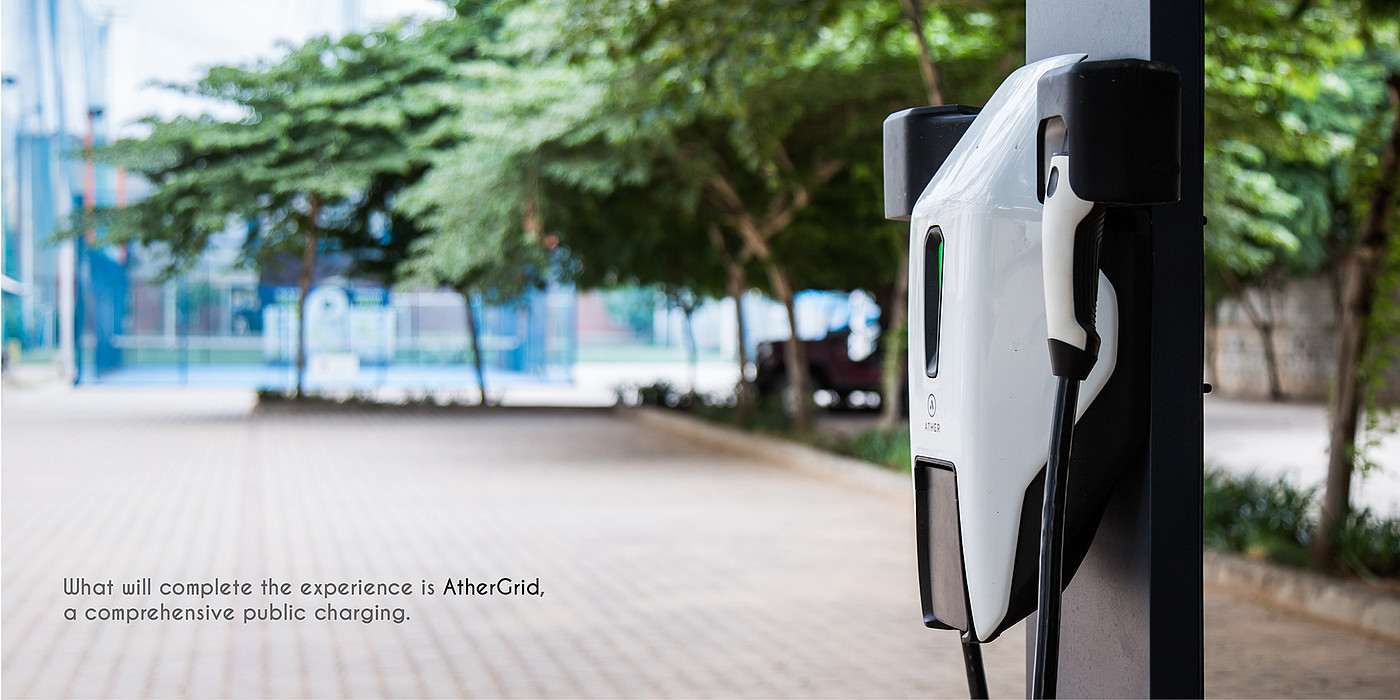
1032 376 1079 699
962 638 989 699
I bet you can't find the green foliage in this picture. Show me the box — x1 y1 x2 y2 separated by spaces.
1335 507 1400 578
1354 49 1400 450
255 387 508 410
815 425 913 472
630 380 693 408
1203 5 1400 515
496 0 1020 299
1204 0 1363 296
390 0 1028 385
547 156 727 297
1202 0 1400 338
1203 468 1317 567
1358 231 1400 474
1203 468 1400 577
70 23 465 279
393 4 633 299
615 379 744 412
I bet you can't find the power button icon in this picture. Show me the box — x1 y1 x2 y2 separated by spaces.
927 394 937 417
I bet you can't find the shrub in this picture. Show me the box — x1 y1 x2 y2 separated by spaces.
1203 468 1400 578
815 427 912 472
1336 507 1400 578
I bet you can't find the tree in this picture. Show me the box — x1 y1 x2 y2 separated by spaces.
638 64 913 428
545 160 730 398
549 2 848 430
1318 61 1400 570
545 0 1022 430
408 0 1021 431
875 0 1022 427
395 131 560 405
1206 0 1400 569
331 12 514 284
1203 0 1354 398
392 9 624 403
75 25 462 397
395 201 551 406
546 110 899 417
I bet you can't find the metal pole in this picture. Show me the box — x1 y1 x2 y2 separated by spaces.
1024 1 1204 697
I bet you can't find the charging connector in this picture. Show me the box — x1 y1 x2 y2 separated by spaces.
1032 58 1180 699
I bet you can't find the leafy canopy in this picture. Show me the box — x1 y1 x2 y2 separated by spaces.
78 22 463 278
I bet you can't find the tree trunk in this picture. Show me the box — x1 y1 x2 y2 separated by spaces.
1315 72 1400 569
1258 286 1283 400
294 194 321 399
708 223 754 422
1256 278 1285 399
522 157 542 240
702 165 845 433
765 261 811 431
1253 313 1283 399
729 268 753 423
461 287 488 406
880 235 911 428
1221 269 1283 400
896 0 945 105
682 304 699 396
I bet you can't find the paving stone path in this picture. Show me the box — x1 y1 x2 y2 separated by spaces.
3 387 1397 698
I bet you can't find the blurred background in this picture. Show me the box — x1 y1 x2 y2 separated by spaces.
6 0 1396 558
2 0 1399 697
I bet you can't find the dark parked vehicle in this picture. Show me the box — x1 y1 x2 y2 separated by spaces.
752 330 904 411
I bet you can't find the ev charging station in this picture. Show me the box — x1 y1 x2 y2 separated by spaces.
883 1 1203 697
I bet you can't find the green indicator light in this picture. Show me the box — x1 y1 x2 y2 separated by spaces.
925 227 944 378
938 239 944 287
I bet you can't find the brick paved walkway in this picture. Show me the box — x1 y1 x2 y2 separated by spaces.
3 387 1398 698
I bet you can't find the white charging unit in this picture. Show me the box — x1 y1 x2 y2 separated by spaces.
903 54 1121 643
